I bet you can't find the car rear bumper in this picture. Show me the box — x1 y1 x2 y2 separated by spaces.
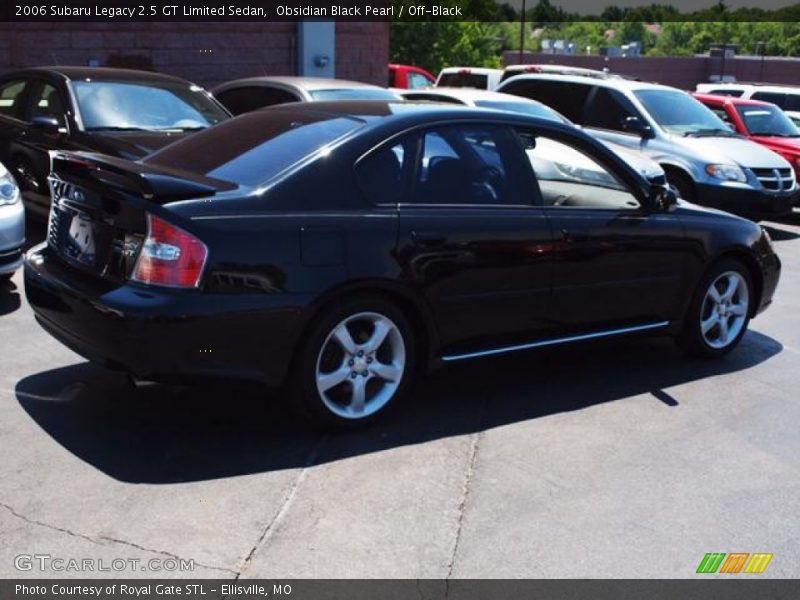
695 183 797 216
24 244 312 386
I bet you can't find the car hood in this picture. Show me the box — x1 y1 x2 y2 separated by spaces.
668 134 791 169
750 135 800 155
84 130 191 160
601 141 664 180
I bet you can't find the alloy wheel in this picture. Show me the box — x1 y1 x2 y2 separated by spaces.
700 271 749 349
315 311 406 419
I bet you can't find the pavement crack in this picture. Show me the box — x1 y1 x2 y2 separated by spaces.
232 435 327 582
0 502 235 575
445 428 483 584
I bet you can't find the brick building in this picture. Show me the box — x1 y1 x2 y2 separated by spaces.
0 22 389 87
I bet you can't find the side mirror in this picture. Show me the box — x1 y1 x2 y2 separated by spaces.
30 115 62 133
650 186 678 212
622 116 652 138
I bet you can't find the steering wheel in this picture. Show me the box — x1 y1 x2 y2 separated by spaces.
471 166 503 202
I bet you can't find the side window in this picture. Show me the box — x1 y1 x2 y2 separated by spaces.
708 89 744 97
752 92 786 108
356 141 409 205
0 80 29 120
709 107 731 122
216 86 299 116
407 72 432 90
29 83 67 126
413 125 531 206
501 80 591 124
785 94 800 112
584 88 636 131
524 134 640 210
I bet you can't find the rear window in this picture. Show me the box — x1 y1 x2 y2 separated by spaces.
146 111 363 186
501 80 591 123
437 73 489 89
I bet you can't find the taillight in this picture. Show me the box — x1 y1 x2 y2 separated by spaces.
131 214 207 288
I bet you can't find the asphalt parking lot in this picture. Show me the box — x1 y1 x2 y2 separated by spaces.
1 212 799 580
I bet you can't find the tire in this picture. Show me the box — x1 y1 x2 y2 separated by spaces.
666 170 694 203
288 295 416 430
677 259 753 358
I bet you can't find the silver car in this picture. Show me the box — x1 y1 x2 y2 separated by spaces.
0 161 24 283
498 74 798 216
212 76 403 116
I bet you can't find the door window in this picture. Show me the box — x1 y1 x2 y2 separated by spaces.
583 87 637 132
0 80 28 120
751 91 786 108
29 83 67 126
501 80 591 123
524 134 640 210
356 141 409 205
407 72 433 89
412 125 532 206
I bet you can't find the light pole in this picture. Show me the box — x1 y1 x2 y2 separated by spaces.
756 41 766 81
518 0 526 63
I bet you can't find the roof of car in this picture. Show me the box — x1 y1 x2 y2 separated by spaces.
402 87 538 104
499 73 667 92
692 92 774 107
5 66 194 84
214 76 383 92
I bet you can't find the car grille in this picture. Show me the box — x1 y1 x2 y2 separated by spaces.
751 168 794 192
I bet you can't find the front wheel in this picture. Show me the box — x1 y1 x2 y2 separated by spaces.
678 259 752 358
289 296 415 429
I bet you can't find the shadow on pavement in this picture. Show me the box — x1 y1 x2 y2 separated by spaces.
16 330 782 484
0 278 21 315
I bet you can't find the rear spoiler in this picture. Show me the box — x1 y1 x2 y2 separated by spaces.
49 151 237 203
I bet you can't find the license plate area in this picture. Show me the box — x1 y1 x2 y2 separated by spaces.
49 199 113 272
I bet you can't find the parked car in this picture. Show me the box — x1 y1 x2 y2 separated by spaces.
498 74 798 216
499 64 623 85
696 82 800 125
212 76 403 116
25 101 780 428
388 64 435 89
693 92 800 182
0 161 24 283
435 67 503 90
398 87 667 184
0 67 231 219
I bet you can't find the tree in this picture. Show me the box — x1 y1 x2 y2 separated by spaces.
390 22 503 74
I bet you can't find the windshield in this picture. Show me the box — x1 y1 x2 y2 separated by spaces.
309 88 401 101
475 100 566 123
735 104 800 137
146 111 363 187
73 80 229 132
635 89 733 136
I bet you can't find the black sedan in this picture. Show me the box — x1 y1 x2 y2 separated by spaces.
0 66 230 218
24 102 780 428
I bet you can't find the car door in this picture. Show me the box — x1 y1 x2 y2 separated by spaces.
393 123 554 351
523 128 688 331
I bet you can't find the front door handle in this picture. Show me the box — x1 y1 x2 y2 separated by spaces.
561 228 590 243
412 231 447 247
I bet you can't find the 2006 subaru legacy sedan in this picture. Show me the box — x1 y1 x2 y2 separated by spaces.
25 101 781 428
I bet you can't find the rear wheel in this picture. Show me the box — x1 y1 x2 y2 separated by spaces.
678 259 752 357
289 296 415 429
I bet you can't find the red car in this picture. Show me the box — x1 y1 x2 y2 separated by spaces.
693 92 800 178
388 64 435 89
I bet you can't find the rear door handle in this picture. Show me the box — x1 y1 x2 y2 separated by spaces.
562 228 590 243
412 231 447 247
